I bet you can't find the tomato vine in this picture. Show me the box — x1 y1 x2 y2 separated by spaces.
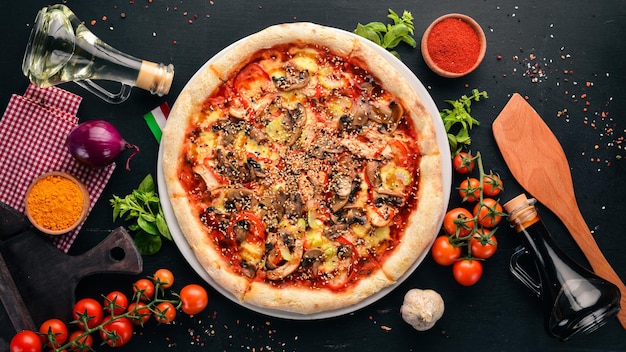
11 269 209 352
434 152 507 286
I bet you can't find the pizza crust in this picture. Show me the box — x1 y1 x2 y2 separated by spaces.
244 269 394 315
381 154 443 281
178 205 251 299
210 23 359 82
162 22 444 316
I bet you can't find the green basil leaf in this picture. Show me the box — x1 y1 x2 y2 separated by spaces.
156 213 172 241
354 24 382 45
353 9 415 59
138 174 155 193
135 231 162 255
455 128 471 144
363 21 387 33
146 193 161 205
400 35 417 48
137 215 159 235
109 173 171 254
133 191 153 204
140 212 156 223
112 204 121 221
382 24 409 48
447 134 461 155
387 9 401 23
389 50 401 59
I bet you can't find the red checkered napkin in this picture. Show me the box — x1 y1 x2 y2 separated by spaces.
0 84 116 252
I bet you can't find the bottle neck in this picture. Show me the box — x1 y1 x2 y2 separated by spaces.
136 61 174 96
504 193 540 232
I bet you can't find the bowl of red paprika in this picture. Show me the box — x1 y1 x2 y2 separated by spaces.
24 171 90 235
421 13 487 78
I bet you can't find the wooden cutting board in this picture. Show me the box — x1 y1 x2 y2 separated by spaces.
492 93 626 329
0 202 143 332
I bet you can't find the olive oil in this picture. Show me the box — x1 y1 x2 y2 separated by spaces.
22 5 173 103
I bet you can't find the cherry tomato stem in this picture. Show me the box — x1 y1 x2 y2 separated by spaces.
470 229 498 259
155 302 177 324
443 207 475 237
154 268 175 289
458 177 481 202
435 151 506 286
14 270 209 352
453 151 476 174
39 318 68 348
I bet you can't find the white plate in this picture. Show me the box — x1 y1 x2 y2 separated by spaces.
157 26 451 320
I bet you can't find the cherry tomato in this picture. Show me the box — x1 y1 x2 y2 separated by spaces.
442 207 475 237
133 278 155 301
453 151 475 174
180 284 209 315
127 301 151 326
99 316 133 347
452 259 483 286
72 298 103 330
154 302 177 324
104 291 129 316
431 236 461 266
154 268 175 289
470 229 498 259
10 330 42 352
483 173 503 197
68 330 93 352
38 318 68 348
458 177 481 202
473 198 504 228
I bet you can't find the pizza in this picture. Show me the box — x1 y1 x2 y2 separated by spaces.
162 23 444 315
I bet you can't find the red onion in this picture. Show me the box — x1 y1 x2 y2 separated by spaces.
67 120 140 170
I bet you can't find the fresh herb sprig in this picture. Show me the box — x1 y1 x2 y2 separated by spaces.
111 174 172 255
354 9 416 59
440 89 489 155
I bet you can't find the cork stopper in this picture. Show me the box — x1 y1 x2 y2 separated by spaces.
504 193 538 228
136 61 174 96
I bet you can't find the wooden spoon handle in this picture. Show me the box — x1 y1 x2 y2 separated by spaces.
559 208 626 329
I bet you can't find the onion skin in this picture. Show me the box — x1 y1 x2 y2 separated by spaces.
67 120 139 169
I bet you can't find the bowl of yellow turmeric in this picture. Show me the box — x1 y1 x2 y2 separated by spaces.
24 171 90 235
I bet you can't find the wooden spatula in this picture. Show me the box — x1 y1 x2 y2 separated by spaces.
492 93 626 329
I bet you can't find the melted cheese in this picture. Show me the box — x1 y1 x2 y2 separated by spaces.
191 130 218 163
240 240 265 265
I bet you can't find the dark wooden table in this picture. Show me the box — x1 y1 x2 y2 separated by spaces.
1 1 625 351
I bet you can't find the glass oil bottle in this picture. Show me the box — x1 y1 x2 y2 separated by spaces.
504 193 620 341
22 4 174 104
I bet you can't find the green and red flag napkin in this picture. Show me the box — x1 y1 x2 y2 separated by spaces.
143 102 170 143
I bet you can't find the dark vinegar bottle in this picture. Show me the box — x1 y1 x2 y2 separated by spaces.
504 193 621 341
